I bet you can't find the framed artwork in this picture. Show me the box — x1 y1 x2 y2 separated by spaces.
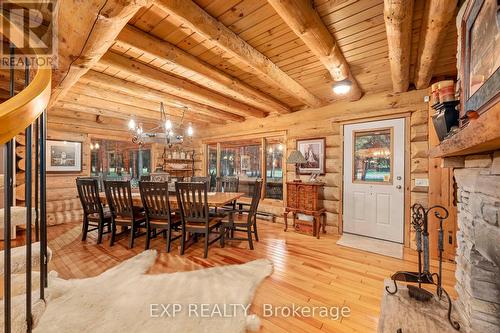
240 155 250 171
296 138 326 175
46 140 82 173
461 0 500 123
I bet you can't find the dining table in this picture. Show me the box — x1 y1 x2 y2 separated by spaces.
99 190 245 210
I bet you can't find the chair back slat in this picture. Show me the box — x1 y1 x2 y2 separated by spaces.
139 181 172 221
216 176 239 193
104 180 135 218
247 179 263 225
76 178 104 217
175 182 209 224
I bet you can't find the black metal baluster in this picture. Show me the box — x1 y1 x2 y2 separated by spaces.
3 44 15 333
40 110 48 294
34 117 39 242
25 57 33 332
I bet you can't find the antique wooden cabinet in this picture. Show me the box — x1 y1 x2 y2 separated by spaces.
284 181 326 238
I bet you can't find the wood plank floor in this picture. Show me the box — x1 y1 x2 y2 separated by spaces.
13 220 456 333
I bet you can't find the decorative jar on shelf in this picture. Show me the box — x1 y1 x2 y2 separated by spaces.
167 152 172 159
180 151 186 159
172 151 178 159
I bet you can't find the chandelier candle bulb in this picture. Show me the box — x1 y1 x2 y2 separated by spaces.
128 119 136 130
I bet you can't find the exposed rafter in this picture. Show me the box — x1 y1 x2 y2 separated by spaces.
79 70 246 123
384 0 414 92
99 52 267 118
267 0 362 101
153 0 323 108
414 0 457 89
117 25 291 114
50 0 151 106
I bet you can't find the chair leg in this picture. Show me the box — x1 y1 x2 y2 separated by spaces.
247 226 254 250
253 218 259 242
97 220 104 244
81 216 88 241
109 221 116 246
145 223 151 250
166 225 172 253
203 232 209 258
180 227 186 255
220 226 225 248
129 224 135 249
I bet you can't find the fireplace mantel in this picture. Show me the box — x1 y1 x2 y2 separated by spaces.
429 103 500 158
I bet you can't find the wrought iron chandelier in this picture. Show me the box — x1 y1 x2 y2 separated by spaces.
128 102 194 147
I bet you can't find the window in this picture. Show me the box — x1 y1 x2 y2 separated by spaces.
220 139 261 197
353 129 392 183
90 139 151 182
265 139 284 200
206 134 285 200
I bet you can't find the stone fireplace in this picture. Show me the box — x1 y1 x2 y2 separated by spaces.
453 151 500 332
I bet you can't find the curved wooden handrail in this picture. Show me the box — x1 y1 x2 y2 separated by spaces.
0 66 51 145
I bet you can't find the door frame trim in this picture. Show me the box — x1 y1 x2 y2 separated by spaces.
338 113 411 248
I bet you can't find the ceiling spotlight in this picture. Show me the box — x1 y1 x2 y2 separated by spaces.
187 123 194 137
332 79 352 95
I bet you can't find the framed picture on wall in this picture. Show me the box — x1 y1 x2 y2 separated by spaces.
46 140 82 173
460 0 500 123
296 138 326 175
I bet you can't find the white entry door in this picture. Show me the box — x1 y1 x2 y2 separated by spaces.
343 118 405 243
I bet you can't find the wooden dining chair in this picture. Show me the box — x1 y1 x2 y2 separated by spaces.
175 182 223 258
76 178 112 244
104 180 146 248
139 181 181 252
220 179 263 250
216 176 240 213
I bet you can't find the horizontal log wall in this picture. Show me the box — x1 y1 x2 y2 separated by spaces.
199 90 430 239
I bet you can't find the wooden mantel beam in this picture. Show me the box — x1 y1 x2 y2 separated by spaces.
50 0 152 106
384 0 414 93
414 0 457 89
153 0 323 108
79 70 246 123
267 0 362 101
117 25 291 114
99 52 267 119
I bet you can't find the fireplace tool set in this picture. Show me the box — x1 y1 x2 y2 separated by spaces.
386 203 460 331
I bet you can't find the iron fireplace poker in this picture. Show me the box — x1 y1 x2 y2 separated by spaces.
385 203 461 331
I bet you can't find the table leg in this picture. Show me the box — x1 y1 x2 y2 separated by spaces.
314 214 320 239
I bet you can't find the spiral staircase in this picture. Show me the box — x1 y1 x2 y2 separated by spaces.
1 13 52 333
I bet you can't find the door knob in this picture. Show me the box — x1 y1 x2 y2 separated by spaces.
396 185 402 189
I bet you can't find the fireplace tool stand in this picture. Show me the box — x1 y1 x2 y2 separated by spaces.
385 203 460 331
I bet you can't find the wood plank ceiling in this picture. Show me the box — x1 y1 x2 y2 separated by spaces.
52 0 458 128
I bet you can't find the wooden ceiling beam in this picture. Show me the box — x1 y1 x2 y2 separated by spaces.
153 0 323 108
79 70 245 123
117 25 291 114
51 105 156 125
50 0 152 106
414 0 457 89
99 52 267 119
60 92 221 125
70 83 238 124
384 0 414 93
267 0 362 101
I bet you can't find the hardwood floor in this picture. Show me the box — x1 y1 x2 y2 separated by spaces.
13 219 456 333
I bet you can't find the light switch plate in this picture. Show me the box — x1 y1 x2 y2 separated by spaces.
424 95 430 103
415 178 429 187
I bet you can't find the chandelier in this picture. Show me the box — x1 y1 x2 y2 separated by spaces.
128 102 194 147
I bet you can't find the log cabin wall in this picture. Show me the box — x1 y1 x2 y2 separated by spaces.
198 89 430 247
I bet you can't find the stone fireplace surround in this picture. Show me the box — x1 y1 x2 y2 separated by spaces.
453 151 500 332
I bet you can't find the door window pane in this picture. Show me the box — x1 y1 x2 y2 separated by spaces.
353 129 392 183
207 145 217 190
265 140 284 199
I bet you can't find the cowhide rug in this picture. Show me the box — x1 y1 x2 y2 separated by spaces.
33 251 273 333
